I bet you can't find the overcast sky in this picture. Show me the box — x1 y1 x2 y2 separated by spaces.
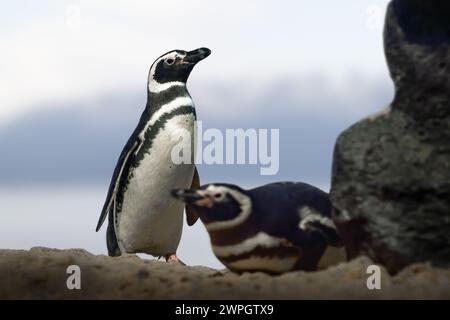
1 0 391 125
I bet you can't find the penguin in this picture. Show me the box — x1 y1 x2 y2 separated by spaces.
172 182 344 273
96 48 211 263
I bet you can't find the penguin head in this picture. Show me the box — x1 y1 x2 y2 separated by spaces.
172 184 252 226
148 47 211 93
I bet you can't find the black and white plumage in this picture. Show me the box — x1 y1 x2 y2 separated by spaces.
172 182 344 273
96 48 210 261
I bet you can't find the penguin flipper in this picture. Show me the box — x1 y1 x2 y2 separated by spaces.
287 214 343 249
96 139 140 232
185 166 200 226
106 209 121 257
301 219 343 247
288 223 343 271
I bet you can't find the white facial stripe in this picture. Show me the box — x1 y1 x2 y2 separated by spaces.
226 256 298 273
149 81 185 93
148 52 187 93
148 52 181 79
212 232 291 257
202 185 252 231
298 206 337 231
138 96 193 141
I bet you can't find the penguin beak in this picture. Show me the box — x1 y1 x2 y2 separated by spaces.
171 188 215 208
171 188 205 203
183 47 211 65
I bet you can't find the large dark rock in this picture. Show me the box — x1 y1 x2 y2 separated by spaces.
330 0 450 274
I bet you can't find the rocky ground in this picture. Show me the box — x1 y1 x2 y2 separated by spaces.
1 247 449 299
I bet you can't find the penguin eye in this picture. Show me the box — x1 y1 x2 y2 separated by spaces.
165 58 175 66
213 193 224 200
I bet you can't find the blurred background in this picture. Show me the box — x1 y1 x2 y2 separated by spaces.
0 0 393 269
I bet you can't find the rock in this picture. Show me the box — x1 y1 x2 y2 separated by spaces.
330 0 450 274
1 248 450 299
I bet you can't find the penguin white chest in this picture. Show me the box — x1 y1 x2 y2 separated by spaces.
118 113 195 256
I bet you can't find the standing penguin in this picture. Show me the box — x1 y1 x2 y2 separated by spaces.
96 48 211 262
172 182 343 273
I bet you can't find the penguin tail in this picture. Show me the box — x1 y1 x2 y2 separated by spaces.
106 212 121 257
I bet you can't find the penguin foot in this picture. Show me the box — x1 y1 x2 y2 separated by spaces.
165 254 186 266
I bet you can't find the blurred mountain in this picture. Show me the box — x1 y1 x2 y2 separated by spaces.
0 76 393 187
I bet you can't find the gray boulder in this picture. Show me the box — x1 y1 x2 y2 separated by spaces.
330 0 450 274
